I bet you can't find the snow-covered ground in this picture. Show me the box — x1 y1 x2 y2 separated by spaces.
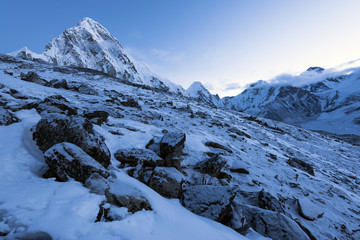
0 54 359 239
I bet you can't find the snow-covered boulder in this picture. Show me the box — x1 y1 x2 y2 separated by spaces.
114 148 165 167
84 173 109 195
44 142 109 182
159 132 186 159
105 181 152 213
33 113 111 167
297 198 324 221
147 167 184 198
181 185 234 222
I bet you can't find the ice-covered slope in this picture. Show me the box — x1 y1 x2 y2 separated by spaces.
9 17 184 94
0 54 359 240
222 67 360 136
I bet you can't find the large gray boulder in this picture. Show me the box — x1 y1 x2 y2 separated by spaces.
105 181 152 213
44 142 109 183
229 199 310 240
147 167 184 198
181 185 234 222
33 113 111 167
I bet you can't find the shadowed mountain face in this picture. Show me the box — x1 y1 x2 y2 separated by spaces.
220 67 360 136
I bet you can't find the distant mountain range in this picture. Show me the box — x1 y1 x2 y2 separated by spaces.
9 17 360 138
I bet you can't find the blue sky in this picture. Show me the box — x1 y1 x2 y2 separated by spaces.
2 0 360 96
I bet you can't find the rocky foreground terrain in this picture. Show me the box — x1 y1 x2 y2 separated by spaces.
0 53 359 240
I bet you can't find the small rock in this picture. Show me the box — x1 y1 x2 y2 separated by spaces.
287 158 315 176
205 141 233 153
297 198 324 221
120 97 141 110
147 167 184 198
83 110 109 125
49 79 68 89
228 127 251 139
67 81 98 95
195 155 226 178
44 142 109 183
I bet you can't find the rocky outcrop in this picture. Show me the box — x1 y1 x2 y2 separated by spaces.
229 199 310 240
44 142 109 182
33 113 111 167
147 167 184 198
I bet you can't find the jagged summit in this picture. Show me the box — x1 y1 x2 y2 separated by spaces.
186 81 222 106
9 17 183 93
306 66 325 73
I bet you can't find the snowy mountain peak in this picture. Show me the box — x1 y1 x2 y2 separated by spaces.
186 81 222 106
8 18 184 93
306 66 325 73
187 81 210 97
9 46 46 62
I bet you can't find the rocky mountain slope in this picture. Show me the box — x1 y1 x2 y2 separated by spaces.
221 67 360 140
9 17 184 94
0 54 359 240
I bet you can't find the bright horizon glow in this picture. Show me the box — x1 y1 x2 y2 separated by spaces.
1 0 360 97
